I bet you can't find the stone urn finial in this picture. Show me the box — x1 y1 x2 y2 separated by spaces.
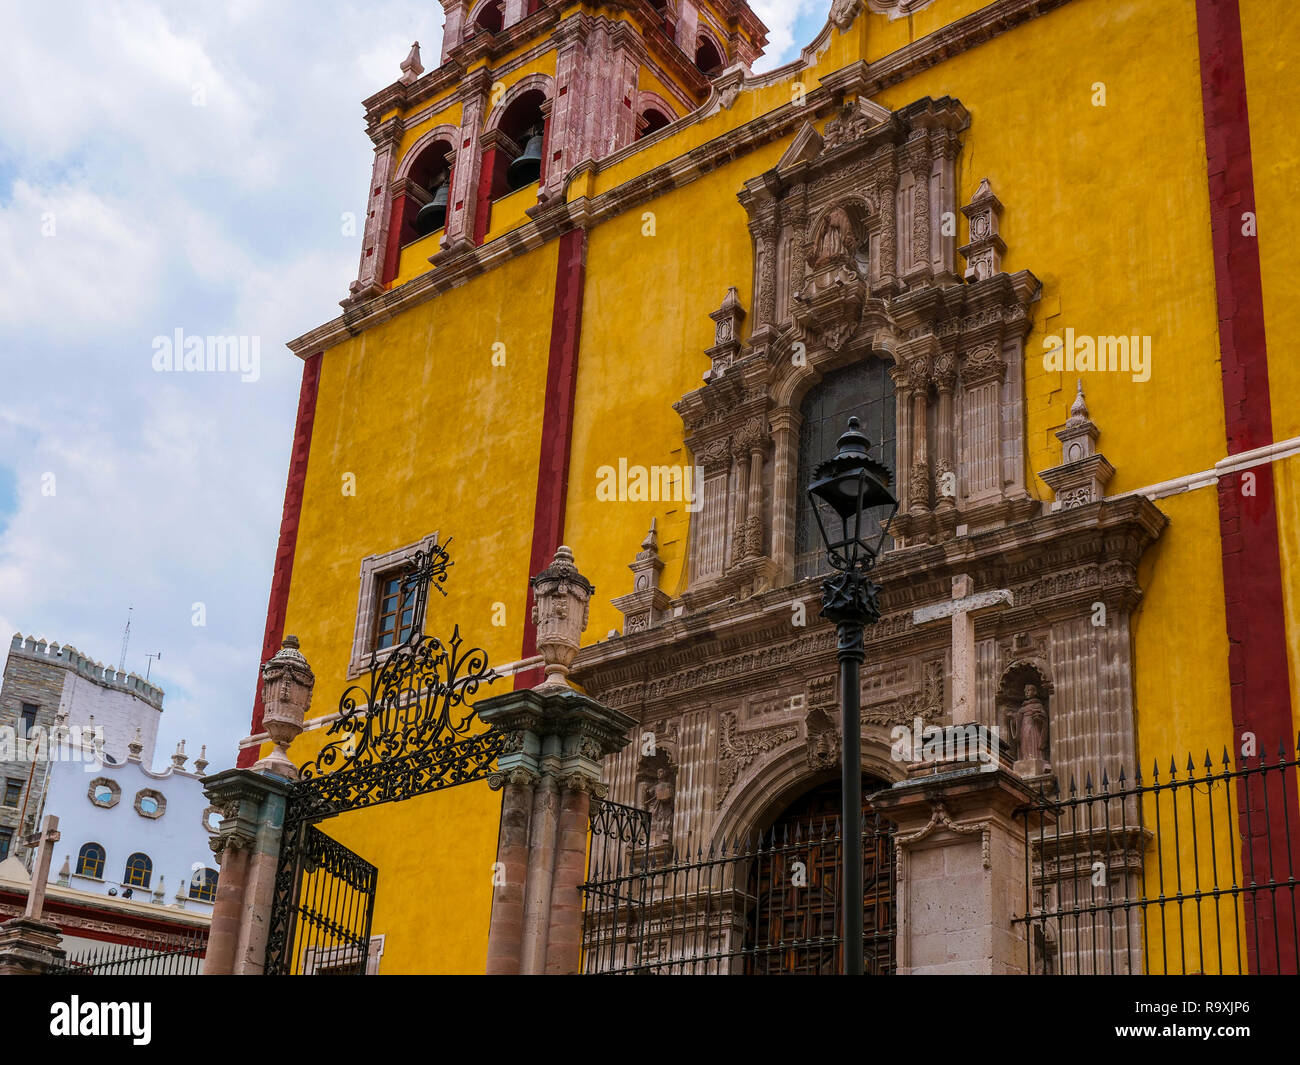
255 635 315 779
529 546 595 691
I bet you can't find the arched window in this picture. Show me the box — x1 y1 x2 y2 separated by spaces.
189 867 219 903
492 89 547 196
637 108 672 139
472 0 504 34
795 359 897 580
123 852 152 889
404 141 454 242
75 842 105 879
695 36 724 76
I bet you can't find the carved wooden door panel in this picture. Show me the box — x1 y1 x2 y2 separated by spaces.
743 779 894 974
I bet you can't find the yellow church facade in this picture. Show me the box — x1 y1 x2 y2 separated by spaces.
232 0 1300 975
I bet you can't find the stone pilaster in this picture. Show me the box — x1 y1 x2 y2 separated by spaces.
200 768 295 975
871 767 1046 974
480 687 635 974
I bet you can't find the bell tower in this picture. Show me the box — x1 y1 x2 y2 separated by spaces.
348 0 768 301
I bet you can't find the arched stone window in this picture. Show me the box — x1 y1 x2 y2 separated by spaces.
123 852 152 888
75 842 105 879
491 89 547 195
695 35 724 76
189 867 219 902
794 359 897 580
403 140 454 241
637 108 672 140
471 0 504 34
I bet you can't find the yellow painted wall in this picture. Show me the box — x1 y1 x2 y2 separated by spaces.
277 242 560 973
271 0 1297 974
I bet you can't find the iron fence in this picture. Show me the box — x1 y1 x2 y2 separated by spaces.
48 926 207 976
1016 738 1300 974
580 799 895 974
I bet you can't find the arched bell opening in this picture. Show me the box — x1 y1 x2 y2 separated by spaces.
491 89 548 197
403 141 454 242
471 0 504 35
636 107 672 140
694 36 724 77
741 777 895 975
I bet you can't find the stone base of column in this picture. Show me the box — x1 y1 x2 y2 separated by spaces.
0 917 66 975
871 766 1045 975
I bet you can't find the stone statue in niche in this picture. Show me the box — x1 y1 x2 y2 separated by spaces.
1007 683 1050 775
643 767 675 848
811 205 858 269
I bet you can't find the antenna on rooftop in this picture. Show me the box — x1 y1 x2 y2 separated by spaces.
118 605 133 672
145 651 162 682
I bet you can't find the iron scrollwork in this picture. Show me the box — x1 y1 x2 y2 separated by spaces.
265 539 505 974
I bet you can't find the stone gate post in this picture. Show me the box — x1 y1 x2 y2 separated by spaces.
871 766 1048 975
201 635 313 975
479 547 635 975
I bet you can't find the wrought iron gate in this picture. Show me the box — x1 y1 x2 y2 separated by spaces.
273 823 378 975
265 539 504 974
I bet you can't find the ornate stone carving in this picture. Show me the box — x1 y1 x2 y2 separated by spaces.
830 0 864 30
530 546 595 690
962 344 1005 384
256 635 315 779
959 177 1006 282
705 287 746 381
805 705 840 769
716 711 798 805
1039 380 1115 510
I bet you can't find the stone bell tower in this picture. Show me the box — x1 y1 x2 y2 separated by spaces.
348 0 769 301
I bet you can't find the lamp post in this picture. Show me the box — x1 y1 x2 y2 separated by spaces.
807 416 899 976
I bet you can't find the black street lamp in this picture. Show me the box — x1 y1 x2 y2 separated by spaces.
807 416 899 976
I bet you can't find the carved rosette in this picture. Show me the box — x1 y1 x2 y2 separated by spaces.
962 344 1005 385
529 546 595 690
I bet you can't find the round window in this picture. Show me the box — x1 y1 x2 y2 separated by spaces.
138 795 159 815
94 785 113 803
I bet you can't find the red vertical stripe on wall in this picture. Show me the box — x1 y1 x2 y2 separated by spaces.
474 148 500 246
237 353 322 768
515 228 587 689
1195 0 1297 974
380 194 408 286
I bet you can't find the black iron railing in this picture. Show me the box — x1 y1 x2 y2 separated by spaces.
48 926 207 976
580 800 895 974
1015 738 1300 975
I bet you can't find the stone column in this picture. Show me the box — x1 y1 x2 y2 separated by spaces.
437 68 491 257
349 116 403 301
871 767 1048 975
769 409 798 583
730 440 750 565
744 438 765 558
479 547 635 974
201 634 311 975
201 769 295 975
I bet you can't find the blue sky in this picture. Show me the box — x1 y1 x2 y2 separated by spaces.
0 1 833 773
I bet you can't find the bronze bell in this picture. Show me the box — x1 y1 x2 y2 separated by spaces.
414 178 449 236
506 131 544 190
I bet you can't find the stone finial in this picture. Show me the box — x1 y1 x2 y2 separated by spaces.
57 855 70 887
611 520 672 635
174 878 187 907
959 177 1005 282
704 287 746 381
1038 380 1115 510
529 546 595 691
127 728 143 762
193 745 209 775
254 635 316 779
171 740 188 771
153 877 165 905
399 41 424 85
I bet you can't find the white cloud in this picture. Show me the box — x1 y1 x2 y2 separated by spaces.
750 0 830 71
